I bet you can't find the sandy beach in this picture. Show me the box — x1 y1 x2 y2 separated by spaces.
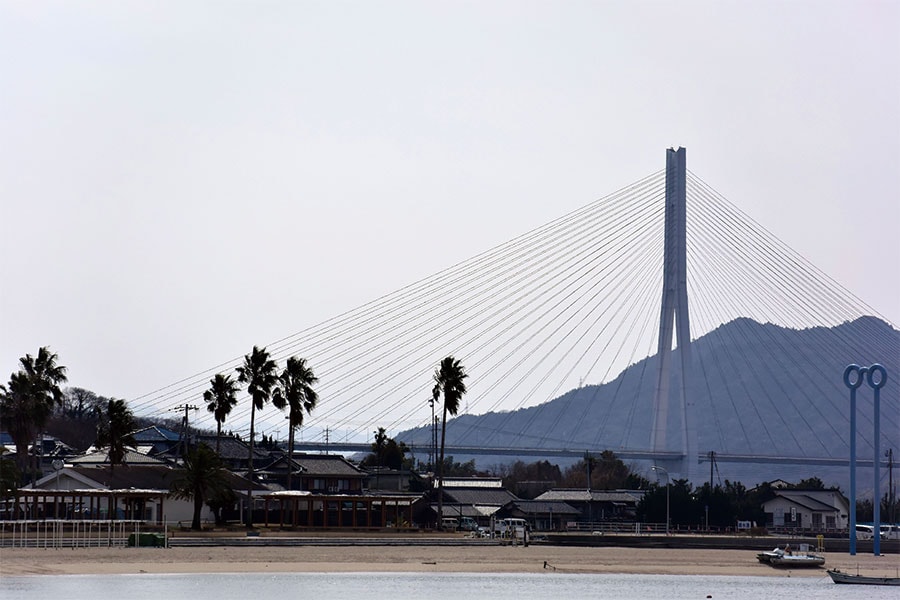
1 544 897 578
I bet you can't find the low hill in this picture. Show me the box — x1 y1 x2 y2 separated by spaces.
399 316 899 486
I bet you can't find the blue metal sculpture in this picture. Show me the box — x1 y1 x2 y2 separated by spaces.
843 363 888 556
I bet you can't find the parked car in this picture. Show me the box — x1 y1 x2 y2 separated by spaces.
458 516 479 531
855 524 874 540
494 518 528 539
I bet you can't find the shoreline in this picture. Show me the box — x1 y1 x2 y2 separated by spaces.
1 545 897 578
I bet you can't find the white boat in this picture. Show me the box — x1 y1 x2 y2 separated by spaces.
769 552 825 568
827 569 900 586
756 548 783 564
758 544 825 568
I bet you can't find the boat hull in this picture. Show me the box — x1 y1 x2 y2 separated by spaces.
768 555 825 568
756 551 780 564
827 569 900 586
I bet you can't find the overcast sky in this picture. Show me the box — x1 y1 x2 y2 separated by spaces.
2 1 898 410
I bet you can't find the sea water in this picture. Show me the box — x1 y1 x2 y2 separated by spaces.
2 572 897 600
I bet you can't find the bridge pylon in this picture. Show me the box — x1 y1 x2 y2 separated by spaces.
650 147 699 482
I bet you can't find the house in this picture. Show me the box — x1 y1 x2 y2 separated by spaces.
130 429 274 473
533 489 643 523
36 435 78 461
423 478 519 528
761 489 849 531
21 464 187 523
0 432 78 472
15 461 265 526
131 425 182 457
292 453 367 493
252 452 370 491
363 467 429 493
70 447 170 467
257 489 425 529
496 499 581 531
0 431 14 454
190 434 274 473
255 456 425 529
237 452 434 529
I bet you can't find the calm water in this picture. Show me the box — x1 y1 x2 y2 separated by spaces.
2 572 896 600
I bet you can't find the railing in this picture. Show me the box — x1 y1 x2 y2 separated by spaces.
766 526 851 538
0 519 151 548
565 521 668 534
564 522 861 538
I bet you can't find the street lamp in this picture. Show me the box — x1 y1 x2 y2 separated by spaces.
373 430 381 491
651 465 670 536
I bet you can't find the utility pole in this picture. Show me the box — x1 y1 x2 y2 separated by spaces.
433 415 439 471
428 395 436 469
173 404 198 463
652 465 670 536
888 448 895 524
586 452 593 523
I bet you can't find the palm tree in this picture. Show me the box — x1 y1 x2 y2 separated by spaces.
168 443 233 531
236 345 278 526
0 448 20 500
95 398 136 496
203 373 239 456
272 356 318 490
0 373 33 481
0 347 67 482
19 347 68 406
432 356 468 524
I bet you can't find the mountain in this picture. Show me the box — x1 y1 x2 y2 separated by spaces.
399 316 899 487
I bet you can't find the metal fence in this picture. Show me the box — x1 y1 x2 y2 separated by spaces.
565 521 668 534
0 519 152 548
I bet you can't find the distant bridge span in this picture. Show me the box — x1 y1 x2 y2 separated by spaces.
290 442 875 468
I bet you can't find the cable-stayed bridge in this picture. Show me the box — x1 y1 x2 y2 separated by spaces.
133 148 899 483
287 442 887 468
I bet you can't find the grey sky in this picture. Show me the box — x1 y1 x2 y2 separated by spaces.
2 1 898 411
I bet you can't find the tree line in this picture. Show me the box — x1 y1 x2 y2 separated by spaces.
0 347 137 486
4 347 895 530
0 346 472 529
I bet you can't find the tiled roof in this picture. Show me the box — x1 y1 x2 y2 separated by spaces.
62 464 266 492
443 477 503 488
68 465 175 490
590 491 642 503
535 489 591 502
194 435 265 460
508 500 581 515
293 454 365 477
443 487 518 506
70 449 167 465
257 455 305 474
534 489 641 503
771 491 839 513
429 503 498 518
132 426 181 442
